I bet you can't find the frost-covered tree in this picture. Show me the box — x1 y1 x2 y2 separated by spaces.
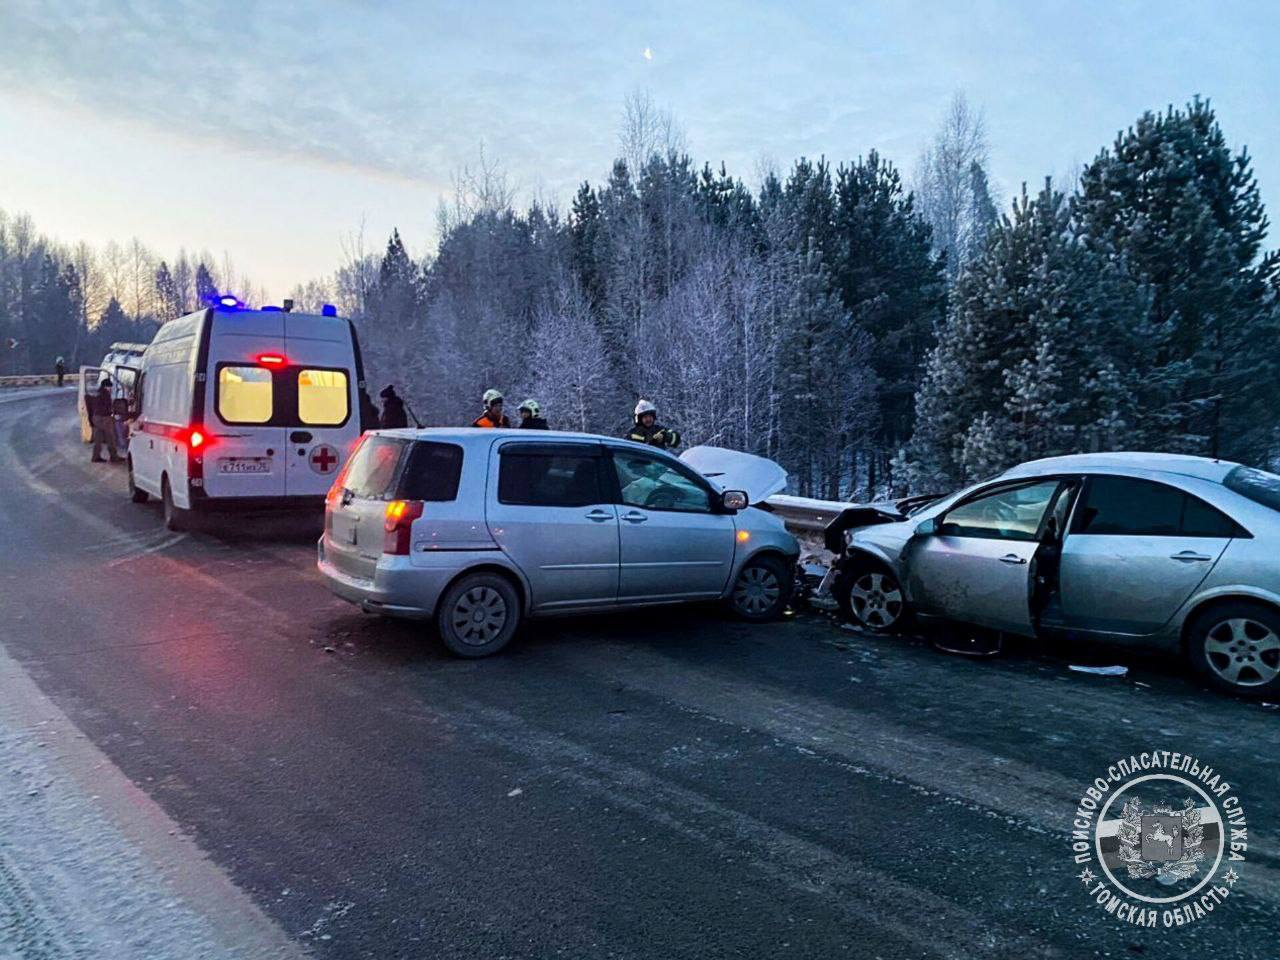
525 280 616 433
915 93 997 283
902 182 1153 487
154 260 180 321
831 152 945 491
194 262 216 304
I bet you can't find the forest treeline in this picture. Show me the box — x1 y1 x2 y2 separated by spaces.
3 95 1276 496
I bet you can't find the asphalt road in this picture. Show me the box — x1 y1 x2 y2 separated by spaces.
1 390 1277 959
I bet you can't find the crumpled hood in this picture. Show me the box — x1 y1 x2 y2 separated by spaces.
680 446 788 503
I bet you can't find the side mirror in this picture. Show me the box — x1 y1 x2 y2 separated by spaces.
721 489 749 511
914 517 938 537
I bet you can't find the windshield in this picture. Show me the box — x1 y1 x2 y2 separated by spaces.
1223 465 1280 512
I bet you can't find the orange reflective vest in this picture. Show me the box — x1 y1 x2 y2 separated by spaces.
472 412 510 428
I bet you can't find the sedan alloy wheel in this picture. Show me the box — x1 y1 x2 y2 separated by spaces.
847 571 903 631
1202 616 1280 688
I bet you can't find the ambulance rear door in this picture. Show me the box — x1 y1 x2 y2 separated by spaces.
283 312 359 497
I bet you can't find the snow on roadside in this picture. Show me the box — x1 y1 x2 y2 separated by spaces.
0 386 75 405
0 643 303 960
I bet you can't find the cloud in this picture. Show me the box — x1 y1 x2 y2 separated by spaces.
0 0 617 190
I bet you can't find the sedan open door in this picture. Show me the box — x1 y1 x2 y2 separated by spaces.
905 479 1064 637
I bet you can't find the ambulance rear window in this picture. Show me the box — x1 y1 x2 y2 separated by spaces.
298 368 349 426
217 365 272 424
399 441 463 501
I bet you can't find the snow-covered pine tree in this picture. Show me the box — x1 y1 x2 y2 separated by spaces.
831 151 945 495
903 181 1153 487
1076 98 1280 464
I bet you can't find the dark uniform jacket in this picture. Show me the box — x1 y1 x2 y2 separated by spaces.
625 421 681 449
88 385 113 419
380 396 409 429
519 416 549 430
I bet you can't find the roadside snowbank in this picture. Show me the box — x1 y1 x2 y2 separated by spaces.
0 643 303 960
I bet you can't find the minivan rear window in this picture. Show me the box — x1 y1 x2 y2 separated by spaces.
399 441 463 501
1224 466 1280 513
342 437 406 500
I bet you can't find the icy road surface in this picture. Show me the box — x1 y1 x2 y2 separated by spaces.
1 390 1278 959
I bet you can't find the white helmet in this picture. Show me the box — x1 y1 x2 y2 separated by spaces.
518 398 541 417
634 399 657 419
483 388 504 407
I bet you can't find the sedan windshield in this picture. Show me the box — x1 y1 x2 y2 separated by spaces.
1223 465 1280 512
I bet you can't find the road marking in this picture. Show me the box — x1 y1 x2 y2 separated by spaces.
106 532 187 567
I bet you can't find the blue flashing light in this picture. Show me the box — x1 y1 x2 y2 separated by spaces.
218 295 240 308
321 304 338 317
261 305 282 312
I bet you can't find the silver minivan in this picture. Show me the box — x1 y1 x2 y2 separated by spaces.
317 429 799 656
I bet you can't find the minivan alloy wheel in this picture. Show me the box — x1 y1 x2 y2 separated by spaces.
849 572 903 630
1203 617 1280 687
451 586 509 646
733 564 781 617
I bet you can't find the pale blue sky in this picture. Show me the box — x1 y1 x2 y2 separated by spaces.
1 1 1277 299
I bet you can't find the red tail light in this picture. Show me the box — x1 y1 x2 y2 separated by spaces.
256 353 287 366
185 426 211 489
383 500 424 555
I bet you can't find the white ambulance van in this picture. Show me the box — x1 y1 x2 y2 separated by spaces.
124 300 369 530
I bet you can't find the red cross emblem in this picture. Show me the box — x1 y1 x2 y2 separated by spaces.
310 444 339 474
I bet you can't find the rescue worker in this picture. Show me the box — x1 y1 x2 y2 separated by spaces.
472 389 510 428
89 376 123 463
517 399 548 429
357 386 379 432
625 399 681 449
379 385 409 429
55 355 66 388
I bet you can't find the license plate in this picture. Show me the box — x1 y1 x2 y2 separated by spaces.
219 457 271 474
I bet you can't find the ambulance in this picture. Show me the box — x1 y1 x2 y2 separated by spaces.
122 298 368 530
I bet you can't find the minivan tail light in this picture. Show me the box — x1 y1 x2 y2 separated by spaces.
383 499 424 555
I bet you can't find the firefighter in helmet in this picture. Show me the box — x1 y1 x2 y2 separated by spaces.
625 399 681 449
517 399 548 429
472 388 510 428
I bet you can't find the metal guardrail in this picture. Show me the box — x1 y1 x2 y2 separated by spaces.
763 494 851 535
0 373 81 388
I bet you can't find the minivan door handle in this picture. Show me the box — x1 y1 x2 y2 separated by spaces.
622 511 648 523
290 430 313 444
584 509 612 522
999 553 1027 565
1171 550 1212 562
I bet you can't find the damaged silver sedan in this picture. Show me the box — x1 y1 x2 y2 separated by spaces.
825 453 1280 697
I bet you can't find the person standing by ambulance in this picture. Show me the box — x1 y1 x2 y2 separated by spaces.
89 376 123 463
379 385 409 429
472 389 510 428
